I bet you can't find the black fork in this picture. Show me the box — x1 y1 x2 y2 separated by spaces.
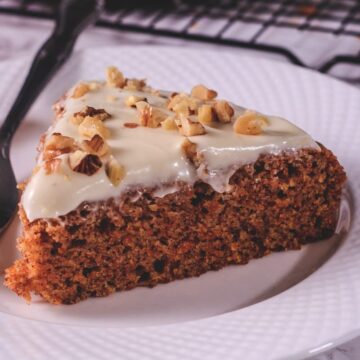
0 0 104 233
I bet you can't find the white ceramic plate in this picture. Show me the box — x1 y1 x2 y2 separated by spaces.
0 46 359 360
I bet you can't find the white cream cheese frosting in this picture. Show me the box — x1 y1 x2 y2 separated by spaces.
22 76 319 222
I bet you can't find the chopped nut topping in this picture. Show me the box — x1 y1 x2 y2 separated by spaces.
69 150 102 176
124 78 146 91
78 116 111 139
81 134 109 157
178 115 206 136
173 101 191 116
181 139 196 159
191 84 217 100
106 66 125 88
45 133 75 152
136 102 167 128
214 100 234 123
161 116 178 131
168 94 198 115
44 158 62 175
198 104 216 125
71 106 111 125
125 95 146 108
43 133 76 160
181 138 197 164
72 83 90 98
233 110 269 135
136 101 152 127
124 122 139 128
105 158 125 186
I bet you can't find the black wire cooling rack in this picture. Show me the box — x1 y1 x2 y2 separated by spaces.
1 0 360 76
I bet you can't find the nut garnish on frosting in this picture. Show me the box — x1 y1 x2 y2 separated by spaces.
136 102 168 128
71 106 110 125
69 150 102 176
168 94 198 116
125 95 146 108
81 134 109 157
124 78 146 91
43 133 76 161
161 116 178 131
106 66 126 88
106 158 125 186
198 104 216 125
191 84 217 100
214 100 234 123
181 138 200 166
78 116 111 139
233 110 269 135
72 83 90 98
178 115 206 136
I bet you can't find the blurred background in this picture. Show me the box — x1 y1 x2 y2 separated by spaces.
0 1 360 359
0 0 360 84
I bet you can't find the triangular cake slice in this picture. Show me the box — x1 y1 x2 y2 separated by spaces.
5 67 346 304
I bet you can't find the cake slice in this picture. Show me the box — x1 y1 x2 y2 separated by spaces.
5 67 346 304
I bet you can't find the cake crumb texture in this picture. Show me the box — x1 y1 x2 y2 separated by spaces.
5 145 346 304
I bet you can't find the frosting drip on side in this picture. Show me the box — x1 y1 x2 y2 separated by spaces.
22 79 319 221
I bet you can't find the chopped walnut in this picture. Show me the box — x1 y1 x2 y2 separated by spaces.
124 122 139 128
135 101 152 127
178 115 206 136
173 101 191 116
181 138 200 167
136 102 166 128
72 83 90 98
81 134 109 157
214 100 234 123
44 158 62 175
161 116 178 131
191 84 217 100
106 66 125 88
233 110 269 135
105 158 125 186
69 150 102 175
78 116 111 139
44 133 75 152
168 94 198 115
124 78 146 91
198 104 216 125
71 106 111 125
125 95 146 108
43 133 76 160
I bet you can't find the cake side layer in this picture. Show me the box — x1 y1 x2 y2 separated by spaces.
5 146 346 304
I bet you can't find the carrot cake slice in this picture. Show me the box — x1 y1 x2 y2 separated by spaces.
5 67 346 304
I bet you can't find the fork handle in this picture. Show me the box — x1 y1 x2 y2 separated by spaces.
0 0 103 155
